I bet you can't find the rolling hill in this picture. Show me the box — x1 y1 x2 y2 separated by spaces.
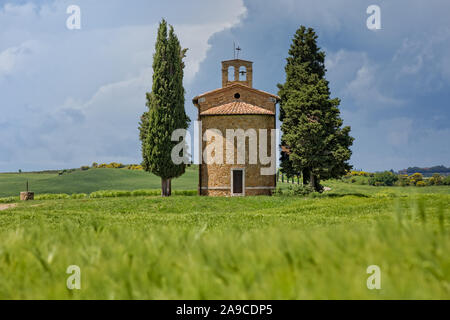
0 167 198 197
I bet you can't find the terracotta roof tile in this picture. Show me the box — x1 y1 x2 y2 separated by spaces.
200 101 275 116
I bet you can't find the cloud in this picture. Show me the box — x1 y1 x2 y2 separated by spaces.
0 40 36 76
0 0 246 171
345 63 405 109
0 0 449 172
392 28 450 92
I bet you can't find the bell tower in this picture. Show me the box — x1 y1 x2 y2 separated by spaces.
221 59 253 88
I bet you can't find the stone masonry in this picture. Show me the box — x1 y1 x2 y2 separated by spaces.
193 59 279 196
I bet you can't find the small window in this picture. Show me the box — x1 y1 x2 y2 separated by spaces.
228 66 235 81
234 93 241 99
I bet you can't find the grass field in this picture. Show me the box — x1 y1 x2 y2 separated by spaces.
0 169 449 299
0 167 198 197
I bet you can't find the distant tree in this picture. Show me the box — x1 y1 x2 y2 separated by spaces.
429 173 443 185
408 173 423 186
406 165 450 175
397 174 409 186
443 175 450 185
368 171 398 186
279 146 301 182
139 20 190 197
278 26 354 191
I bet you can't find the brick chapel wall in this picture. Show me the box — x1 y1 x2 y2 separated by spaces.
200 114 276 196
197 86 277 115
203 189 272 196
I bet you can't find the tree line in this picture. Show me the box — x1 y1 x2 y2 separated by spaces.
399 166 450 175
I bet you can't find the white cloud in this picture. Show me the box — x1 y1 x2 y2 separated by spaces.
1 2 35 15
326 50 405 110
345 63 404 108
0 41 37 76
392 28 450 90
0 0 247 171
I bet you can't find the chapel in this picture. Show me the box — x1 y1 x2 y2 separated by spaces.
192 58 279 196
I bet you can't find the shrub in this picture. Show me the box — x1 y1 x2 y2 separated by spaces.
416 181 427 187
89 190 131 198
408 173 423 186
81 166 90 171
443 175 450 185
97 162 126 169
348 170 371 177
429 173 443 186
272 187 284 196
286 184 314 196
131 189 160 197
35 194 70 200
272 185 315 197
111 162 125 169
57 169 68 176
0 197 18 204
127 164 144 171
71 193 87 199
115 191 131 197
368 171 398 186
396 174 409 186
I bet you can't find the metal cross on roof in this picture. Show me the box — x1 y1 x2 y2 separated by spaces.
234 42 242 59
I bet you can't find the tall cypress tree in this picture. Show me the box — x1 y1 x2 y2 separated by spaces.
278 26 354 191
139 20 190 196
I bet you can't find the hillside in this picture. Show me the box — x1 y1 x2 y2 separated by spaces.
0 167 197 197
2 166 450 198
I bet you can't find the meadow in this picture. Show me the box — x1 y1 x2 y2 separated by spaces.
0 167 197 198
0 168 448 299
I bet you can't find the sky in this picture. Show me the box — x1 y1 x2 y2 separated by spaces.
0 0 449 172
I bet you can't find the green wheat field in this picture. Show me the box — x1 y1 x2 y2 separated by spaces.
0 168 449 299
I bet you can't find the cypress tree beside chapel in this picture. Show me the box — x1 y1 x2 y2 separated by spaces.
278 26 354 191
139 19 190 197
